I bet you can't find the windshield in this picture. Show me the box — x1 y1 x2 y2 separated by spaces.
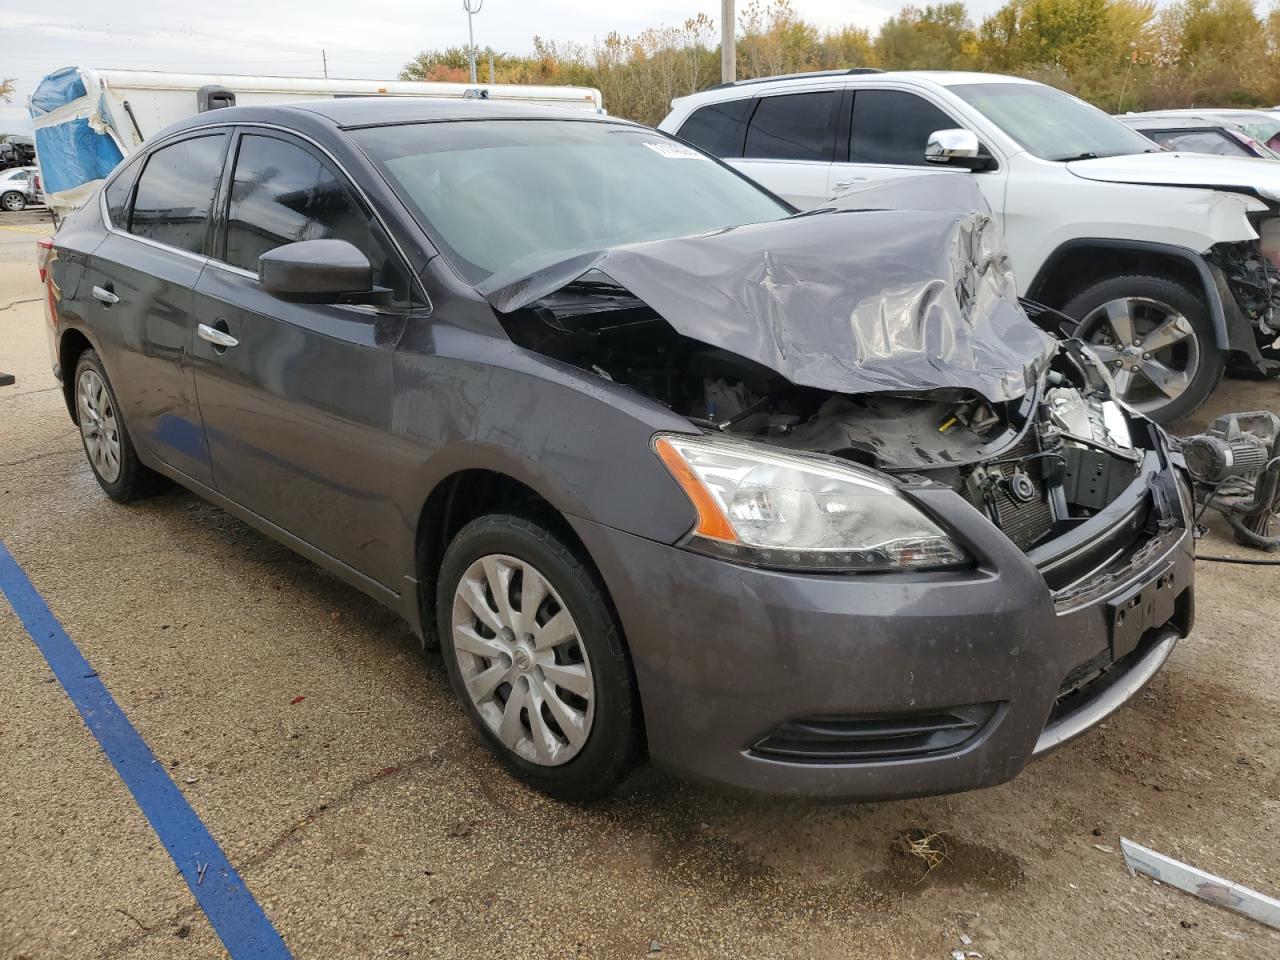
950 82 1157 161
1222 115 1280 152
353 119 790 285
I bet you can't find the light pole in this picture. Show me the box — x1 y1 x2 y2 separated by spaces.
721 0 735 84
464 0 484 85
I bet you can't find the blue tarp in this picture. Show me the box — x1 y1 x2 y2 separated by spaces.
29 67 88 117
34 118 123 194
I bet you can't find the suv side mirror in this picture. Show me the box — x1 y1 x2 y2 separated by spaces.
259 239 382 305
925 129 995 171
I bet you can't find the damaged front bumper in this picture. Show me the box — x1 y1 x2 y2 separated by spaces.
569 444 1192 799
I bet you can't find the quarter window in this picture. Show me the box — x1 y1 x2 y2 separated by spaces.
104 155 143 229
129 134 227 254
743 92 838 161
677 99 753 157
224 134 412 306
850 90 959 166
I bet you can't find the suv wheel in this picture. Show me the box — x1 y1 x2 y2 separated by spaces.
74 350 166 501
1062 274 1225 425
1 191 25 212
437 513 641 800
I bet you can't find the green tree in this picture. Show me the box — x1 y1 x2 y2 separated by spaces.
876 4 977 70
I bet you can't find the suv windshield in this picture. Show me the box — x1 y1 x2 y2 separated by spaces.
353 119 790 285
951 82 1156 162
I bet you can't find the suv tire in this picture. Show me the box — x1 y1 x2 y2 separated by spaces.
1062 274 1225 425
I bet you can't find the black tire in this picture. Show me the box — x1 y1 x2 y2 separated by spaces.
1062 274 1225 425
436 512 641 801
1 191 25 212
73 349 166 502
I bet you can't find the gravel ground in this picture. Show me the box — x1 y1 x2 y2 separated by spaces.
0 221 1277 959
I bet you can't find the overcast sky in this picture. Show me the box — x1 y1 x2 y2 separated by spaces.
0 0 1025 134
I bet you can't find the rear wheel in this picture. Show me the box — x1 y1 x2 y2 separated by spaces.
73 350 166 502
1063 274 1225 425
437 513 641 801
1 191 25 212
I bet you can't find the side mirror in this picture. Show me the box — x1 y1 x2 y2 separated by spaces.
925 129 995 171
258 239 381 305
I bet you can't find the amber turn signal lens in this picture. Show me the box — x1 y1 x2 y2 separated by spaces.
653 436 739 543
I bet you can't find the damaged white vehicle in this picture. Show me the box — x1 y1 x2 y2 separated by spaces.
661 71 1280 424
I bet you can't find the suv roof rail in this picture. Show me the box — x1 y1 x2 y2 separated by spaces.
708 67 883 91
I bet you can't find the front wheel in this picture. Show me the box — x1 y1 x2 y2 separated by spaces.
437 513 641 801
1 191 26 212
1063 274 1225 425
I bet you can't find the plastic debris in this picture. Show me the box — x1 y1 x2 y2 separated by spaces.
1121 837 1280 931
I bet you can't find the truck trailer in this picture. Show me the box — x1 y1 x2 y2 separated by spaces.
28 66 605 216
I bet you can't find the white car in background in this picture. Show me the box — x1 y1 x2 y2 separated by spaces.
0 166 42 212
660 71 1280 424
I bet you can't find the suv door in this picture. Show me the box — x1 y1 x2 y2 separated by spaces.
189 129 421 587
731 90 841 207
831 89 1006 217
87 132 229 485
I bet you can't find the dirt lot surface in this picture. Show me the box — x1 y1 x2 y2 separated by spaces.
1 205 1278 959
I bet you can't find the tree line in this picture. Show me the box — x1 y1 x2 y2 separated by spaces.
401 0 1280 126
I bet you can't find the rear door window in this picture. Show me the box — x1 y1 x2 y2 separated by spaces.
223 133 413 307
850 90 959 166
129 134 227 254
677 99 753 157
743 91 839 161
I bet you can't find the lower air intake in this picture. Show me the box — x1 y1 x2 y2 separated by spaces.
749 704 998 764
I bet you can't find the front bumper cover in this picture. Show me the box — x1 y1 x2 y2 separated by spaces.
570 472 1193 799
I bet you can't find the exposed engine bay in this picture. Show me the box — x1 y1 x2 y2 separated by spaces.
501 278 1152 553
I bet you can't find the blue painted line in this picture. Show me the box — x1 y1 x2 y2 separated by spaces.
0 541 291 959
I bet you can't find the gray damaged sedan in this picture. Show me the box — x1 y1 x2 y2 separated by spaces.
41 100 1194 800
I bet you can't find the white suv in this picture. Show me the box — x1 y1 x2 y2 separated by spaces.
659 70 1280 423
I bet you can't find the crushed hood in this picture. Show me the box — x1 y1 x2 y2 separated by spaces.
1066 152 1280 205
480 176 1056 404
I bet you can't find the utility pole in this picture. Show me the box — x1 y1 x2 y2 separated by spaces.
464 0 484 85
321 49 329 79
488 49 495 85
721 0 736 84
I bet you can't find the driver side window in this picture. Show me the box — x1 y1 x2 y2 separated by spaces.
850 90 961 166
223 133 414 308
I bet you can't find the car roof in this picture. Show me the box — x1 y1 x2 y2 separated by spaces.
1117 114 1234 130
670 70 1036 109
161 96 627 135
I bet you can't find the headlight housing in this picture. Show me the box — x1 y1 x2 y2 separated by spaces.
653 433 969 572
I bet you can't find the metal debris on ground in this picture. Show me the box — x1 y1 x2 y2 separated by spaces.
1120 837 1280 931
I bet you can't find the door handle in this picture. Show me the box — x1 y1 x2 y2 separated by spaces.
92 284 119 305
833 178 867 188
197 322 239 349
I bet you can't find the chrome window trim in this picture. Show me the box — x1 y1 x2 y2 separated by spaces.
98 120 432 313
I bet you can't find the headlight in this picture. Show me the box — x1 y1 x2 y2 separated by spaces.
653 434 969 572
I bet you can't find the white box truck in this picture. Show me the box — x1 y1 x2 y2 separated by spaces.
28 67 605 216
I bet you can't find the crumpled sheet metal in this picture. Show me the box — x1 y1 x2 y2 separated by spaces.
482 176 1055 404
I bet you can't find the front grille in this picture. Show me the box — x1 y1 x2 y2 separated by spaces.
958 430 1055 550
750 704 997 764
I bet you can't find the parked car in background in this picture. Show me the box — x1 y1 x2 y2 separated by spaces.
1123 108 1280 154
660 70 1280 424
1121 112 1280 160
0 166 42 211
1117 113 1280 160
40 99 1194 801
0 134 36 169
